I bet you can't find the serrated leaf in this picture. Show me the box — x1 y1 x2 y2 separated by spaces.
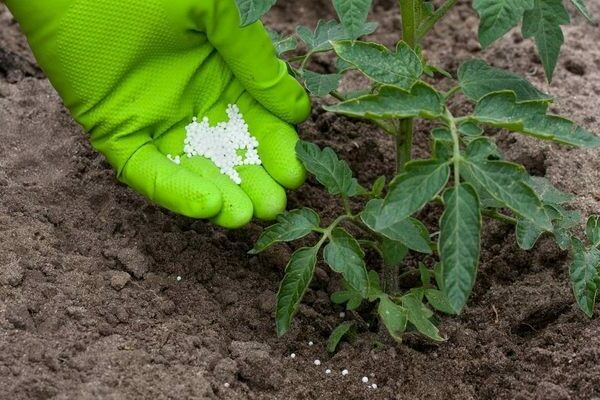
333 0 375 38
378 295 408 341
402 293 444 341
528 176 574 204
473 92 600 148
461 159 552 230
425 289 457 315
383 159 450 222
473 0 534 47
361 199 432 254
380 237 409 266
522 0 570 80
324 228 369 297
325 82 444 120
439 184 481 314
327 321 355 353
304 71 342 97
570 0 593 22
458 59 551 103
251 208 320 254
268 31 298 56
297 20 348 52
465 137 501 161
235 0 277 27
570 238 600 317
586 216 600 248
516 218 546 250
333 41 422 89
553 207 581 250
276 246 318 336
296 141 366 196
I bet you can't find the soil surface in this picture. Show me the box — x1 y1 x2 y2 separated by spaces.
2 1 600 399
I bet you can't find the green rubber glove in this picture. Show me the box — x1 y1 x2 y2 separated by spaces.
5 0 311 228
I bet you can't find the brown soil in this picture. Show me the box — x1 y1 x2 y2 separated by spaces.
2 1 600 399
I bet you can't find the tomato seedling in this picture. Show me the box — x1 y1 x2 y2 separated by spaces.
237 0 600 342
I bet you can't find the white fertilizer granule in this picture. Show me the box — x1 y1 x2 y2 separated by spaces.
182 104 261 184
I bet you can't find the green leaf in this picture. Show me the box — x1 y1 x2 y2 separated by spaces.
528 176 574 204
304 71 342 97
425 289 457 315
333 0 376 38
361 199 432 254
473 92 600 148
332 41 423 89
250 208 320 254
570 238 600 317
439 184 481 314
402 293 444 341
383 159 450 222
297 20 348 52
570 0 593 22
461 159 552 230
370 175 386 198
473 0 534 47
327 321 355 353
276 246 318 336
522 0 570 80
325 82 444 120
336 57 355 73
296 141 366 196
380 237 408 266
458 59 551 103
378 295 408 341
553 207 582 250
516 218 546 250
324 228 369 297
331 283 363 310
367 270 383 300
268 31 298 56
586 216 600 248
465 137 501 161
459 122 484 137
235 0 277 27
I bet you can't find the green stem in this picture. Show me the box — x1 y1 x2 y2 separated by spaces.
396 119 414 174
416 0 459 40
399 0 418 47
445 108 461 184
342 195 352 216
482 209 518 225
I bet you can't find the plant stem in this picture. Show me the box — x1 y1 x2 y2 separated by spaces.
395 119 414 174
445 108 461 184
482 209 518 225
398 0 418 47
383 264 401 296
416 0 459 40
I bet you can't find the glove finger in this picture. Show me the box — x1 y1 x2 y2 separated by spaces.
120 142 222 219
180 156 254 229
194 0 310 124
236 93 306 190
236 165 287 221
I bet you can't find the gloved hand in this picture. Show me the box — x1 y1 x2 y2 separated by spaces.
5 0 310 228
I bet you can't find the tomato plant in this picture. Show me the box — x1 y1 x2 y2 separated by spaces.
237 0 600 343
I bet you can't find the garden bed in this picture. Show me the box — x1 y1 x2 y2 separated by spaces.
1 1 600 399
